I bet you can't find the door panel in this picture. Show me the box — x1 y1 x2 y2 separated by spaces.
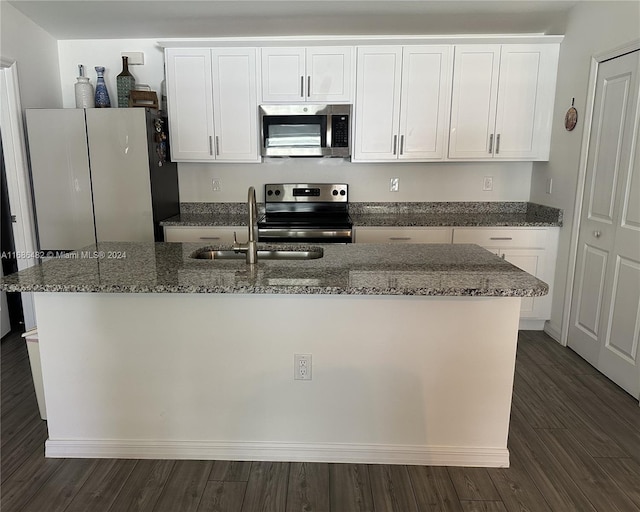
261 48 305 102
575 245 608 341
306 47 353 102
569 50 640 399
588 73 632 223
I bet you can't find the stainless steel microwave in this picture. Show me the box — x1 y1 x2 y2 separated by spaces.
259 104 352 157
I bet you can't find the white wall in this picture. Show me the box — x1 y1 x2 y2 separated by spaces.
0 2 62 108
57 39 165 108
179 159 532 203
530 0 640 340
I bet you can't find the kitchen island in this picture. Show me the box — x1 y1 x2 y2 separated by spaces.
1 242 547 467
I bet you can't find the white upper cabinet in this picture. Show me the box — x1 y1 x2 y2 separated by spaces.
261 47 354 103
353 46 452 162
211 48 259 161
449 44 560 160
165 48 216 161
165 47 259 162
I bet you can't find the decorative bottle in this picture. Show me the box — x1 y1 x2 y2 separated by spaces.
74 65 94 108
116 56 135 108
94 66 111 108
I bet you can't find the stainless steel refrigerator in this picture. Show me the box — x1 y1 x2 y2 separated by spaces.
25 108 179 251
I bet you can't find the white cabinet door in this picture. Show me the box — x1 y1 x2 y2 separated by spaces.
448 45 501 159
306 47 353 102
494 45 559 160
398 46 452 160
211 48 260 162
261 47 353 103
165 48 215 161
449 44 559 161
501 248 545 317
260 48 306 102
353 47 403 161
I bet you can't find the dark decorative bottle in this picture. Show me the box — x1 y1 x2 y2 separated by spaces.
116 56 135 108
94 66 111 108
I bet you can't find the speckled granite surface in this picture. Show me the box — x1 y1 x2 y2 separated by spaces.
160 202 562 227
0 242 548 297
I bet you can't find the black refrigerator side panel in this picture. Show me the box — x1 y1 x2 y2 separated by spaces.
146 110 180 241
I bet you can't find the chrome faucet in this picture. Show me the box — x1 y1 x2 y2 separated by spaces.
233 186 258 264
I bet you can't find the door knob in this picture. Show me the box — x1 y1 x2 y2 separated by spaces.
594 231 601 238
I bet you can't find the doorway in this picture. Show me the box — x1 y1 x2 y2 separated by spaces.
568 49 640 399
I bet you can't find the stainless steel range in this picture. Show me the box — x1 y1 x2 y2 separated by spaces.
257 183 352 243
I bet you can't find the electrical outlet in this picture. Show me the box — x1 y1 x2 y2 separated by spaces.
294 354 312 380
483 176 493 191
390 177 400 192
212 179 221 191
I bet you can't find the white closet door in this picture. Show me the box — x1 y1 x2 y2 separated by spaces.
569 50 640 399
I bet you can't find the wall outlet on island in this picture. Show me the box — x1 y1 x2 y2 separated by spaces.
390 177 400 192
294 354 312 380
483 176 493 191
212 179 221 191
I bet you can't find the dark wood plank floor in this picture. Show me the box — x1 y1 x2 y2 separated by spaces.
2 329 639 512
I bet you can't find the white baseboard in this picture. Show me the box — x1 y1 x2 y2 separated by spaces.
46 439 510 468
519 319 546 330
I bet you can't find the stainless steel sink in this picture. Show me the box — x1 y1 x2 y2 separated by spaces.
191 247 323 260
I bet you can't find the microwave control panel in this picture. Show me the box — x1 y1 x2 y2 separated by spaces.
331 115 350 148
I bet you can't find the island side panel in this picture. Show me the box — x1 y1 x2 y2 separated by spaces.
35 292 520 467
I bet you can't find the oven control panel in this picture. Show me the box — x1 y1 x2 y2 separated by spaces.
265 183 348 203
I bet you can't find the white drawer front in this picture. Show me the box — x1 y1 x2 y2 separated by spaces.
452 227 547 248
355 227 452 244
164 226 244 243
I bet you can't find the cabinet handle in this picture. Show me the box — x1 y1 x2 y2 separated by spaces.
199 236 221 240
393 135 398 155
490 237 513 240
389 237 411 241
496 134 501 154
300 76 304 97
400 135 405 155
489 134 494 154
307 76 311 98
215 136 220 156
209 136 213 156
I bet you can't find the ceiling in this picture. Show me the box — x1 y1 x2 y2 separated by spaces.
6 0 579 40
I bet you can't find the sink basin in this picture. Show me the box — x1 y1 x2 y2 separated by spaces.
191 247 323 260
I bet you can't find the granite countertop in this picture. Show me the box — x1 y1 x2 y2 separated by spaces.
0 242 548 297
160 202 563 228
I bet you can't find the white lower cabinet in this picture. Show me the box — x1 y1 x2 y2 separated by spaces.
163 226 244 243
354 226 452 243
452 227 559 328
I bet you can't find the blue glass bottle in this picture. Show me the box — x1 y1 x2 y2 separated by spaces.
94 66 111 108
